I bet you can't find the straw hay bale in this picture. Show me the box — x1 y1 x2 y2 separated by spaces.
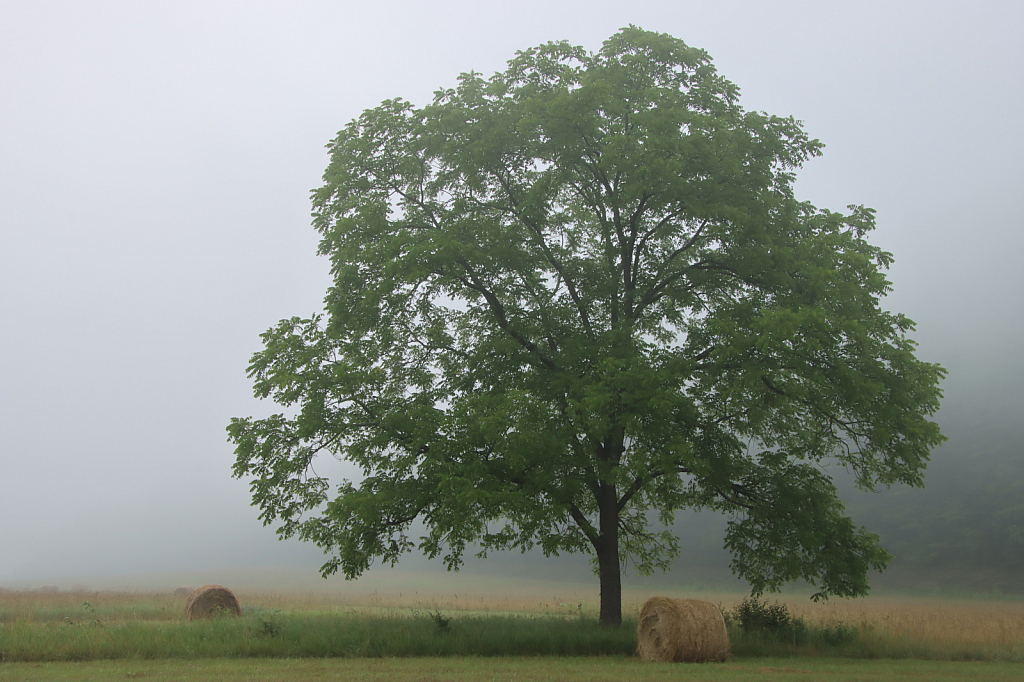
184 585 241 620
637 596 730 663
173 586 192 597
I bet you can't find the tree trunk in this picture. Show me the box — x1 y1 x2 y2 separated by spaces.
596 540 622 626
596 485 622 627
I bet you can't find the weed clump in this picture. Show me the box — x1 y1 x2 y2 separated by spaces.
725 598 808 645
428 610 451 632
735 598 805 636
724 598 861 654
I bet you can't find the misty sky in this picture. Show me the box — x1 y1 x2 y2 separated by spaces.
1 0 1021 586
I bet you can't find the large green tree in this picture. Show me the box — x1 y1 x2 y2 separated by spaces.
228 28 945 626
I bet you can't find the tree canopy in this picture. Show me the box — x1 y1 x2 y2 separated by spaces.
228 27 945 625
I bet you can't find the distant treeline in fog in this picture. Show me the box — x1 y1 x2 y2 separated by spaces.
632 408 1024 594
840 417 1024 593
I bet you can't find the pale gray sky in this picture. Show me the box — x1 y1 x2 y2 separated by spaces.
1 0 1021 585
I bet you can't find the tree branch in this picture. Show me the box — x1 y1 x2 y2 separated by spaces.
491 171 595 335
567 501 599 545
636 259 742 316
450 259 561 373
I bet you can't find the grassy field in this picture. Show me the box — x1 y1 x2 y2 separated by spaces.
1 586 1023 680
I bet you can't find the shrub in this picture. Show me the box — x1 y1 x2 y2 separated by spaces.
728 598 807 644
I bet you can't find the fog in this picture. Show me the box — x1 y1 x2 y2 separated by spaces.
1 0 1021 591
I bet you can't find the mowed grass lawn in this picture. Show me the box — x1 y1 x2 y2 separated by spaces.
2 657 1022 682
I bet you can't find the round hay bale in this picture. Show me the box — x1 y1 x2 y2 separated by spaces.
637 596 730 663
184 585 241 620
173 586 192 597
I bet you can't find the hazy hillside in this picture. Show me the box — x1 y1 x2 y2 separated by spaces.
840 418 1024 594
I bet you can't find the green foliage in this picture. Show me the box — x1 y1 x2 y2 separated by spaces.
228 27 946 622
427 610 451 632
245 608 284 638
724 599 865 655
732 598 800 634
818 623 856 647
725 598 808 646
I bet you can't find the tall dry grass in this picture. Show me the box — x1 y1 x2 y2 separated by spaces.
782 596 1024 659
0 589 182 623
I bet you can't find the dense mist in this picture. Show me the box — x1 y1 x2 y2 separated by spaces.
1 0 1020 594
